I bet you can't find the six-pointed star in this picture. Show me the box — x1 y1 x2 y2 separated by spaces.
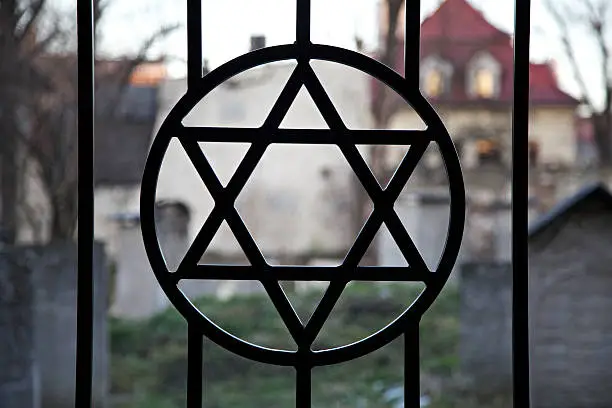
172 62 435 345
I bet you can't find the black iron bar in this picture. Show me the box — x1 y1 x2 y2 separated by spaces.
179 127 431 145
187 326 204 408
75 0 95 406
512 0 532 406
405 0 421 88
176 265 433 283
187 0 203 88
296 0 311 46
295 360 312 408
404 322 420 408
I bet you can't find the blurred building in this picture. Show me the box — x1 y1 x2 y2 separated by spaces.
15 59 165 246
93 61 165 258
153 37 372 267
459 183 612 406
377 0 579 185
375 0 581 266
93 39 375 317
528 183 612 408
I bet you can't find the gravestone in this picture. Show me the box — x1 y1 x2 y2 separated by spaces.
0 242 108 408
111 201 194 318
0 252 38 408
458 262 512 395
27 242 109 408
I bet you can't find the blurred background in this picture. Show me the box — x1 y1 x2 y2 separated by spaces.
1 0 611 407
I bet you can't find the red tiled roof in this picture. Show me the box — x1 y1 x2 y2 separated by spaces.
529 63 577 105
421 0 510 43
372 0 578 108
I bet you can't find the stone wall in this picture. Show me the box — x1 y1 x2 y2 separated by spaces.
0 243 108 408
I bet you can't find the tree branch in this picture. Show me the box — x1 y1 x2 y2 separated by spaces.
544 0 596 109
18 0 47 43
98 23 179 117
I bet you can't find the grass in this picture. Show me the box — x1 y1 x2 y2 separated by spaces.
109 283 506 407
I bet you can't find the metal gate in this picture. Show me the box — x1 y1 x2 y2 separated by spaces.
76 0 531 406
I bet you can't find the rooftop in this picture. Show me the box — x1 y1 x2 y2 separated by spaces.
377 0 578 107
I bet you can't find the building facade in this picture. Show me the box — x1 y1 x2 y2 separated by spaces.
376 0 580 266
155 50 373 265
378 0 579 187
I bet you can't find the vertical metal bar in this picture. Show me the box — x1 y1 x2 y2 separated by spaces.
295 363 311 408
296 0 311 45
512 0 531 406
404 0 421 88
187 326 203 408
76 0 95 407
187 0 203 88
404 322 420 408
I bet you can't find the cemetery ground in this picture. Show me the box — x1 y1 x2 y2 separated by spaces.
110 284 511 408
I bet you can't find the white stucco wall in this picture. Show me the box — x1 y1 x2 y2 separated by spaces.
154 60 373 260
529 107 577 166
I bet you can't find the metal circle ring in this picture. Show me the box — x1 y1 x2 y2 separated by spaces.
140 43 466 367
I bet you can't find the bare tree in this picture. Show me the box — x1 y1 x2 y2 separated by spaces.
544 0 612 165
0 1 55 244
0 0 177 242
353 0 405 265
371 0 405 183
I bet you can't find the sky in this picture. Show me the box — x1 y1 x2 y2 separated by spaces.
68 0 604 107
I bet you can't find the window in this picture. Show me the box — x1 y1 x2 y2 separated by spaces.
425 69 444 97
474 69 495 99
467 52 501 99
420 55 453 98
476 138 502 165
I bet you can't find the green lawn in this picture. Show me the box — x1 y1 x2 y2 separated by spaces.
110 283 507 407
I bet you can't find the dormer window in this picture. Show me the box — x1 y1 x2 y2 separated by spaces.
467 52 501 99
425 69 444 97
420 55 453 98
474 68 495 98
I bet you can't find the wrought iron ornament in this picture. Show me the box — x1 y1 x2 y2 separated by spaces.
140 1 466 407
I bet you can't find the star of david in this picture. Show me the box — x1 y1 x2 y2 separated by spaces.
171 62 434 345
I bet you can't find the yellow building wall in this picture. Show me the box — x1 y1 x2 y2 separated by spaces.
387 106 576 168
528 107 576 166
